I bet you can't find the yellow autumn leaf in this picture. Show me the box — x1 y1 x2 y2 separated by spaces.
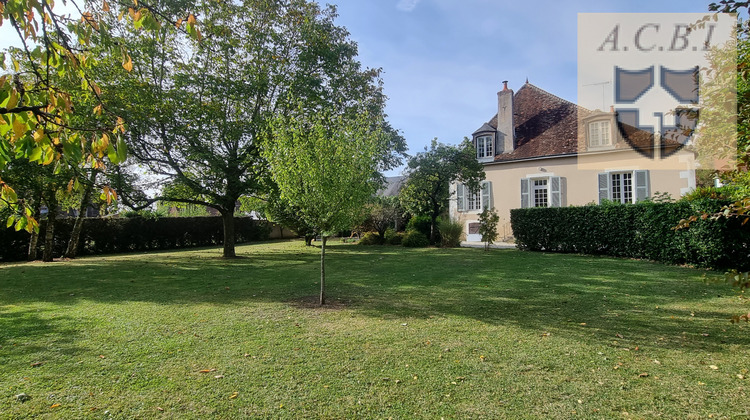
33 129 44 142
229 392 238 399
51 403 61 408
12 118 26 139
122 54 133 72
102 0 110 12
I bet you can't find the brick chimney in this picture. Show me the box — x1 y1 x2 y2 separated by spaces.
497 81 514 153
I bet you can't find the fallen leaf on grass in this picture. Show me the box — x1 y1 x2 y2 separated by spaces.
709 365 719 370
30 362 44 367
737 374 745 379
638 373 649 378
615 333 624 339
98 355 106 359
198 369 217 373
229 392 238 399
50 403 60 408
156 407 164 411
214 375 224 379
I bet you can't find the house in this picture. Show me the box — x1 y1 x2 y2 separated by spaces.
450 81 697 241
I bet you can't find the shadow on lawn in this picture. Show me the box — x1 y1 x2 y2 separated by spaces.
1 241 747 352
0 308 85 358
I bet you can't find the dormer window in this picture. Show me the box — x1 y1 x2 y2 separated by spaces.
476 135 494 159
588 120 612 148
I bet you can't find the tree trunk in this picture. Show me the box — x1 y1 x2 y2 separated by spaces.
64 171 97 259
221 210 236 258
42 204 57 262
319 236 327 306
27 201 42 261
430 214 438 245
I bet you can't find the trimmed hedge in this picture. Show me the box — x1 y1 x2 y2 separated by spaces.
1 216 271 262
510 200 750 271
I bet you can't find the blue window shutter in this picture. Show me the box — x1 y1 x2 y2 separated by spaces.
520 178 530 208
457 183 465 211
634 170 650 202
598 172 610 203
481 181 492 210
550 176 561 207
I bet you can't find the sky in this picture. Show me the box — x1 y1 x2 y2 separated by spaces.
324 0 729 174
0 0 732 175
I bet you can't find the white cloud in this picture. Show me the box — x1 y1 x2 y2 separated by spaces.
396 0 420 12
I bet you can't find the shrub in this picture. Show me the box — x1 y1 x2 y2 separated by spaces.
510 199 750 271
384 228 403 245
437 217 463 248
359 231 385 245
0 216 272 262
402 230 429 248
406 215 432 238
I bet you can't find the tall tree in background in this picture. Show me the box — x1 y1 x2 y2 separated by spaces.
101 0 387 258
400 139 484 244
263 105 386 305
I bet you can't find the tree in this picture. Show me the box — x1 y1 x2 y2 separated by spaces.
0 0 163 231
478 207 500 251
262 105 386 306
361 195 403 239
400 138 485 244
100 0 385 258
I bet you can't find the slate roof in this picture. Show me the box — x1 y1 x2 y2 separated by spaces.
379 176 406 197
480 82 682 162
485 82 583 161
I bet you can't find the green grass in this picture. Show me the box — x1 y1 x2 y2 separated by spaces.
1 240 748 419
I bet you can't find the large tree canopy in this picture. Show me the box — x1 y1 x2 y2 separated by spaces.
100 0 389 258
400 138 485 244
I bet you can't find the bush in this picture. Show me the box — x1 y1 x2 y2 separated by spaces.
402 230 429 248
0 216 272 262
359 231 385 245
384 228 403 245
406 215 432 238
510 199 750 271
437 217 463 247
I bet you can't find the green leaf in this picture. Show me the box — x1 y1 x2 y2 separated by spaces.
107 143 120 164
116 137 128 163
29 147 43 162
6 215 15 228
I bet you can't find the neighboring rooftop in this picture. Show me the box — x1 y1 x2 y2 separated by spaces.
379 176 406 197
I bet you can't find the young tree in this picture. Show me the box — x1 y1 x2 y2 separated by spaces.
263 106 386 306
478 207 500 251
400 138 485 244
100 0 385 258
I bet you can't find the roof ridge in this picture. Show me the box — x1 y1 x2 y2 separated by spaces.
517 82 578 107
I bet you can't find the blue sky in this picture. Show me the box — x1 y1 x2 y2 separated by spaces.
325 0 726 173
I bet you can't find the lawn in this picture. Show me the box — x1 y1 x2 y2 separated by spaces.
1 240 748 419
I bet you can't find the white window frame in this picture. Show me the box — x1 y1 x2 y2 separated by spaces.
520 176 563 208
598 170 650 204
457 181 492 213
588 120 612 148
475 135 494 159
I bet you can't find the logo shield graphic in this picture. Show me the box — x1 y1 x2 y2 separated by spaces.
614 65 699 159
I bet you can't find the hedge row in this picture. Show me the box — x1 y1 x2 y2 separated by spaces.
0 216 271 262
510 200 750 271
